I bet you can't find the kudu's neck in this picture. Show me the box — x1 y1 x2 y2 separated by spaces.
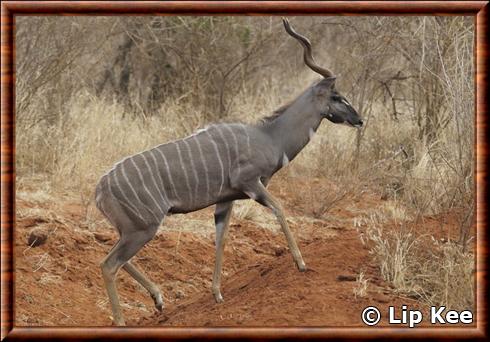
261 89 323 163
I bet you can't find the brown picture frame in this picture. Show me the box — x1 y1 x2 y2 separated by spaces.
1 1 488 340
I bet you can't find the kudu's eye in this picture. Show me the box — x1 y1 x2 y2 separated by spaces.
332 95 342 102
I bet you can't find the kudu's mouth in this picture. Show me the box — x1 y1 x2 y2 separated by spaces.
325 112 363 128
351 120 363 128
347 112 364 128
344 118 363 129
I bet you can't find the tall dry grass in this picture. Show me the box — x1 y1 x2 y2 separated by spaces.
356 209 474 311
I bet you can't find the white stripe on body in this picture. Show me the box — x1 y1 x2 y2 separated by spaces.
100 149 143 180
192 136 210 203
118 198 151 224
239 124 251 155
182 139 200 207
148 150 173 208
98 127 213 188
120 163 161 222
153 147 180 203
130 154 167 215
109 168 149 224
129 158 165 216
139 153 171 209
223 125 241 175
214 126 232 172
204 130 225 196
173 142 193 206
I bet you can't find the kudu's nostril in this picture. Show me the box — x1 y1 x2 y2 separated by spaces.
359 119 364 126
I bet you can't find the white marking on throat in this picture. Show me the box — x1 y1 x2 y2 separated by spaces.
308 127 316 141
282 153 290 167
245 190 257 200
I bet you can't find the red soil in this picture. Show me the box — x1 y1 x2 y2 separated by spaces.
14 176 471 327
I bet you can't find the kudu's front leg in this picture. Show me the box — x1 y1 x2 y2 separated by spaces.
244 181 306 272
212 201 234 303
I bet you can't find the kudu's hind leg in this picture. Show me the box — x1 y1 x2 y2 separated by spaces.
100 240 124 325
99 195 161 326
243 181 306 271
123 262 163 311
101 226 158 326
212 201 234 303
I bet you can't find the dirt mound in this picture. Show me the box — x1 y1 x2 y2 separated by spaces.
138 229 420 327
15 176 467 326
15 194 285 326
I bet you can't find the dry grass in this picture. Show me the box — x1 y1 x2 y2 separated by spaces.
353 271 369 299
356 208 474 311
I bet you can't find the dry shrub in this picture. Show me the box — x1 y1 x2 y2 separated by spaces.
415 238 474 311
402 139 468 215
357 210 474 311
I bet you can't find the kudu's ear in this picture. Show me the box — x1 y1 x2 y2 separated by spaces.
314 77 336 96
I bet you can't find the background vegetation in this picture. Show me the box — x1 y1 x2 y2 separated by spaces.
16 16 475 311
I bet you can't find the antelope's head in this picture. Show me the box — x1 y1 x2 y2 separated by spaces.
283 19 363 128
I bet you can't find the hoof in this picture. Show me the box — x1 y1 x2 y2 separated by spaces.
113 318 126 326
213 292 224 303
152 293 164 312
297 260 307 272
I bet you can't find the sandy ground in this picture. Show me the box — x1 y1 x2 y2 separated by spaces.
15 175 468 327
